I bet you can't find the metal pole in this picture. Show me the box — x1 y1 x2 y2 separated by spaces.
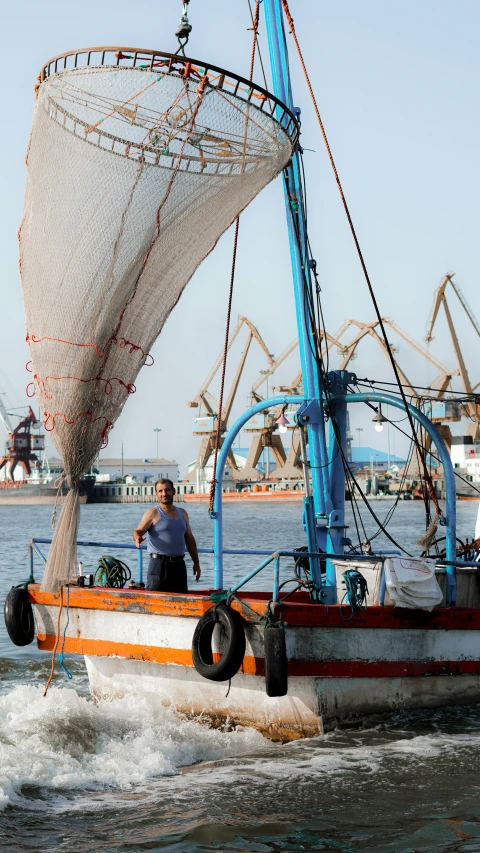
230 553 276 594
153 428 161 459
298 426 322 588
212 395 305 588
263 0 331 521
324 371 349 601
28 542 34 581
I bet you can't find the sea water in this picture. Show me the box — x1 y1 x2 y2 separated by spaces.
1 501 480 852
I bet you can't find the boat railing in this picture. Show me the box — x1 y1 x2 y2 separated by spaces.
26 537 392 603
27 537 480 604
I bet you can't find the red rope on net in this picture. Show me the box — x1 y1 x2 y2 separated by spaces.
26 334 154 364
42 410 113 447
29 373 136 401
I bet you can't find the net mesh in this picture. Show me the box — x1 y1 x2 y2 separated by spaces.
19 60 294 592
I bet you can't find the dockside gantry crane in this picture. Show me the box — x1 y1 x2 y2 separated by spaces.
188 276 479 484
0 402 44 480
187 316 275 481
425 273 480 440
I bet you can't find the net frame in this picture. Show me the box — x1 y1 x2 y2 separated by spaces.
38 46 298 149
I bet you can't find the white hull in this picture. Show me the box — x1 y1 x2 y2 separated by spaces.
29 584 480 740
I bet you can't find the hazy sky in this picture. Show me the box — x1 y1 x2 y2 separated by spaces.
1 0 479 471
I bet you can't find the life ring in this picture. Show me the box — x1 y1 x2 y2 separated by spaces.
192 602 246 682
4 586 35 646
264 623 288 697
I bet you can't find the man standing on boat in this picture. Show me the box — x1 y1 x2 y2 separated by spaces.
133 479 201 592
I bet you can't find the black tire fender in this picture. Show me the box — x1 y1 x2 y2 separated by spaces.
192 602 246 682
4 586 35 647
264 623 288 697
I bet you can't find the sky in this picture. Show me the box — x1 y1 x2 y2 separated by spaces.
1 0 479 473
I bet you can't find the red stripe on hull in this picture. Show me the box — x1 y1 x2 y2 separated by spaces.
288 660 480 678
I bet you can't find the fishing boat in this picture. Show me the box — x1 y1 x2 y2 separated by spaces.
6 0 480 742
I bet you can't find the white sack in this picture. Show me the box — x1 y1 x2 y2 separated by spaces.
384 557 443 611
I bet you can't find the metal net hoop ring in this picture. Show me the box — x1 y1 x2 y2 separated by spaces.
38 46 299 149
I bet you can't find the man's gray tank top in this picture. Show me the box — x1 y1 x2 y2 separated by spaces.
146 506 187 556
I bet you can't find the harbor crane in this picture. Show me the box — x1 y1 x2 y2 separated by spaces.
0 402 44 481
425 273 480 440
188 278 479 484
241 338 300 480
187 316 275 480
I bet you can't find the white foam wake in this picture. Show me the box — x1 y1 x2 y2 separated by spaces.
0 684 265 810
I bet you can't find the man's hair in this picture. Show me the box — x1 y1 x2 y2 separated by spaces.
154 478 175 491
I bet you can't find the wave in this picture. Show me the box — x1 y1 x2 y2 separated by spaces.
0 684 265 810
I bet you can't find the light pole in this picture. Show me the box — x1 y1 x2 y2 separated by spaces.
356 427 363 447
153 428 161 459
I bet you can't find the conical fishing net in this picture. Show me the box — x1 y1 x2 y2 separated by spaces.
19 51 296 592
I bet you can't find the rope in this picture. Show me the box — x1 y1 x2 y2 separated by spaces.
208 5 260 514
247 0 268 90
210 588 260 618
43 586 65 697
50 471 66 528
280 0 441 533
339 568 369 622
95 555 131 588
59 584 73 680
248 1 261 81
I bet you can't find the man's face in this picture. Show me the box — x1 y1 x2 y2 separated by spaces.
156 482 174 504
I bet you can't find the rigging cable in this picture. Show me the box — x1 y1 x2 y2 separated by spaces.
280 0 442 547
284 163 411 555
209 2 261 514
283 141 412 553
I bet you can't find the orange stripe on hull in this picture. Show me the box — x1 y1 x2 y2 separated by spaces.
29 585 267 619
38 635 480 678
38 634 265 674
29 586 480 630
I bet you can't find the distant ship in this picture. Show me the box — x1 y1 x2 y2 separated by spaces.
0 402 95 505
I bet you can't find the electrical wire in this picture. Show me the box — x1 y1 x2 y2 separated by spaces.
356 377 478 402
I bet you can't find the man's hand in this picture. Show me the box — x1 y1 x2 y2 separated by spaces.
193 562 201 581
133 530 145 548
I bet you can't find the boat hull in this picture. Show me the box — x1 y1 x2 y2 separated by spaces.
29 585 480 740
0 476 95 505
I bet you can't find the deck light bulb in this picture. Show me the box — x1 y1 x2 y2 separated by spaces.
372 404 388 433
276 411 289 434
